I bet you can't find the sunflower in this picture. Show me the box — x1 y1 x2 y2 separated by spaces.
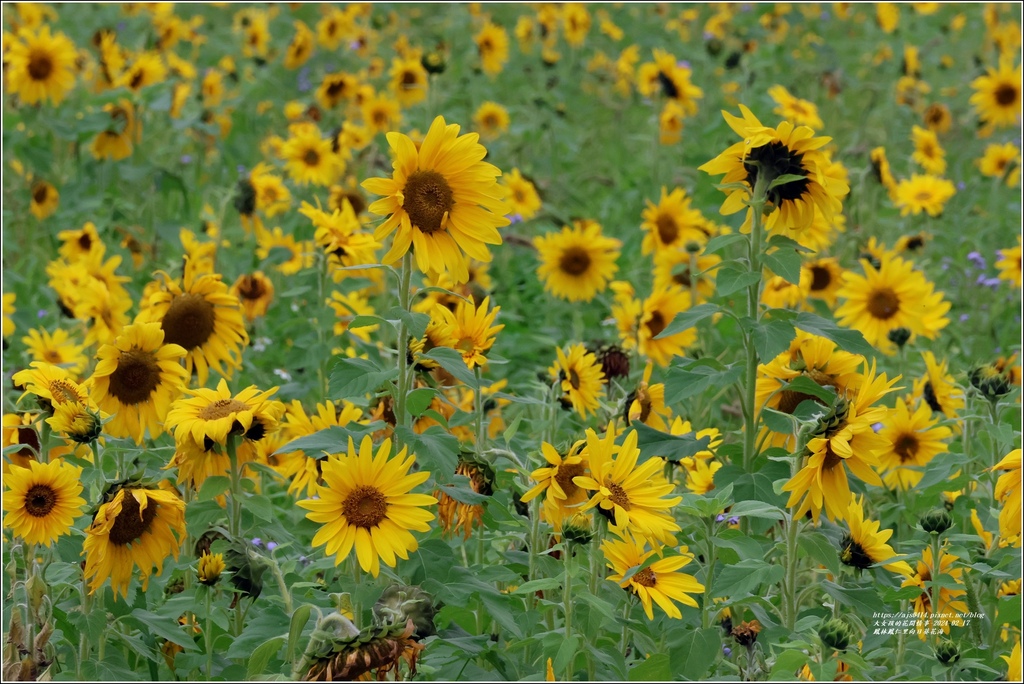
12 361 91 413
473 101 510 140
90 99 137 161
255 225 316 276
761 272 811 310
636 49 703 115
501 168 542 220
978 143 1022 186
82 485 186 599
317 71 361 110
281 124 344 187
994 449 1022 547
197 552 225 586
389 56 428 107
230 272 275 321
89 322 189 443
300 199 379 261
284 20 315 70
573 425 682 544
56 221 104 263
164 378 283 453
603 533 703 620
1004 642 1022 682
625 362 671 431
3 293 15 339
839 496 912 574
276 399 365 497
767 84 824 130
475 21 509 76
911 351 963 420
969 56 1022 130
900 544 967 638
562 3 591 46
29 180 59 220
804 257 845 307
534 220 620 302
118 52 167 92
361 90 403 135
923 103 952 134
200 69 225 108
22 328 88 377
659 100 686 145
46 400 103 445
781 361 898 522
652 245 721 302
637 286 695 368
835 252 950 354
297 436 437 577
910 125 946 175
699 105 848 235
894 173 956 217
434 296 503 369
316 8 352 50
521 439 590 532
5 25 77 105
869 147 898 199
996 238 1023 288
361 115 509 285
549 344 606 419
640 187 710 256
138 270 248 386
3 459 85 546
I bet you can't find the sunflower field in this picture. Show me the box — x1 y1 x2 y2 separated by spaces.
2 2 1022 682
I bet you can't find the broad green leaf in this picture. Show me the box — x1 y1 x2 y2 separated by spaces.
629 653 671 681
664 359 743 403
670 627 721 680
728 500 786 520
396 426 459 478
246 636 286 679
821 580 885 614
768 173 808 190
197 476 230 502
713 559 785 597
383 306 430 340
761 407 798 434
656 303 721 339
245 494 275 522
422 347 478 388
347 314 388 331
798 531 841 577
329 357 399 398
631 421 711 463
767 234 814 253
770 649 811 679
273 423 383 458
763 248 803 285
512 577 562 594
703 233 747 255
792 312 875 357
406 387 438 417
781 375 838 404
288 605 312 664
750 318 797 362
131 610 199 651
716 266 761 297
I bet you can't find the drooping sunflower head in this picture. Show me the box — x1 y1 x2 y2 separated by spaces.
3 459 86 546
699 104 849 234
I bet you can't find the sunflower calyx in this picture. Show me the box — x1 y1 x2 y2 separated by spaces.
920 508 953 535
935 639 960 666
818 618 854 652
372 584 439 639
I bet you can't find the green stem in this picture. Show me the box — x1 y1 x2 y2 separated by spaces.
930 533 942 644
226 436 242 539
784 512 800 631
702 516 717 630
563 543 574 681
351 555 362 625
894 599 907 673
316 251 330 401
619 600 630 656
741 172 770 474
77 578 92 679
394 252 414 445
474 367 485 457
205 588 214 679
267 555 294 614
23 544 35 672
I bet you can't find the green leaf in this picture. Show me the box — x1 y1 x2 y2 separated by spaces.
761 407 798 434
348 315 388 331
554 635 580 674
629 653 672 681
631 421 711 463
792 312 875 357
422 347 478 388
767 173 809 190
329 357 399 399
245 494 275 522
763 248 803 285
197 476 230 502
770 649 811 679
384 306 430 340
396 426 459 477
750 318 797 362
781 376 838 404
655 303 721 339
246 636 285 679
502 413 523 444
728 500 786 520
670 627 721 680
664 359 743 403
479 592 523 639
713 559 785 597
767 234 814 254
131 610 199 651
703 233 747 255
406 387 438 417
436 480 490 505
821 580 885 614
273 423 382 458
512 577 562 594
287 605 312 664
798 531 841 577
716 266 761 297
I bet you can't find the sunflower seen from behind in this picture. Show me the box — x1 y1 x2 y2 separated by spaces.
534 220 620 303
3 459 85 547
82 484 186 599
89 322 189 444
298 436 437 577
602 532 703 620
362 115 508 285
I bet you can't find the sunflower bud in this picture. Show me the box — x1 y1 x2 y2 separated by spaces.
197 552 225 586
684 240 703 254
232 178 256 216
818 618 854 652
812 397 850 438
887 327 912 349
421 51 445 74
935 639 960 666
969 363 1013 400
372 585 438 639
562 511 594 547
920 508 953 535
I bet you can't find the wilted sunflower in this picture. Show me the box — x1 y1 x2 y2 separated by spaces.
361 115 508 285
501 168 542 220
83 484 186 599
893 174 956 217
640 187 710 255
5 25 77 105
970 56 1022 130
298 436 437 577
21 328 87 377
994 449 1022 547
603 533 703 620
835 252 950 354
29 180 59 220
475 21 509 76
534 220 620 303
839 496 912 574
139 270 248 386
900 545 967 638
89 322 189 443
521 439 590 532
699 105 848 234
434 296 503 369
3 459 85 546
90 99 137 161
573 425 682 543
549 343 606 419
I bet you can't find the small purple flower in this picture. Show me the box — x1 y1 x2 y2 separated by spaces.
872 422 884 433
976 273 989 286
723 646 732 657
237 165 248 176
959 313 970 322
728 516 740 526
820 11 830 21
266 541 278 551
716 513 727 523
251 537 263 547
180 155 192 164
297 67 311 93
507 213 523 225
968 251 987 270
703 31 715 41
349 40 362 51
677 60 691 70
984 277 1002 289
36 309 47 319
957 181 966 191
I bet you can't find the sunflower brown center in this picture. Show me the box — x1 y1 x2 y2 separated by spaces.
403 170 454 235
867 288 900 320
48 378 86 405
198 398 249 421
559 247 591 276
161 293 216 351
810 265 831 291
893 434 919 463
43 349 62 363
744 140 810 204
32 184 48 204
303 148 321 166
673 268 692 287
28 51 53 80
129 69 144 90
24 484 57 518
633 567 657 587
567 368 581 390
237 275 265 300
554 462 585 499
78 232 93 250
16 427 40 457
342 485 388 528
995 83 1018 106
839 534 874 569
401 70 418 86
108 491 159 545
606 482 631 510
107 348 163 406
645 311 667 338
342 192 366 215
656 214 679 245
